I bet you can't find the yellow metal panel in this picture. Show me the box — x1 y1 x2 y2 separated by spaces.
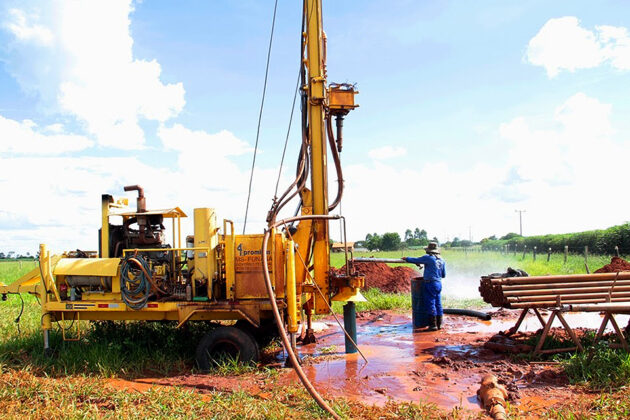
233 234 285 299
328 87 358 110
110 207 187 218
286 240 298 333
331 287 367 302
82 292 122 301
0 266 42 294
193 208 218 299
305 0 331 315
225 230 235 300
53 258 120 276
101 195 112 258
293 190 313 295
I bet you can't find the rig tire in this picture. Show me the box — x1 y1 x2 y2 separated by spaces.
196 326 259 372
235 319 279 349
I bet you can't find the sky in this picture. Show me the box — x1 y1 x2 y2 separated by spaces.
1 0 630 254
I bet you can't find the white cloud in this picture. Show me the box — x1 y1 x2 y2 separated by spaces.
0 1 285 253
598 25 630 70
337 92 629 244
0 149 291 254
368 145 407 160
527 16 630 77
2 0 185 149
3 8 53 46
0 115 92 155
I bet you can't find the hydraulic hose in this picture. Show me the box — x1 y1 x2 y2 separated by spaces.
262 214 342 420
326 116 344 212
120 256 152 310
443 308 491 321
267 133 310 224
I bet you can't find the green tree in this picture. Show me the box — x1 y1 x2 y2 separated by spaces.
501 232 521 240
365 233 382 251
404 229 413 241
381 232 402 250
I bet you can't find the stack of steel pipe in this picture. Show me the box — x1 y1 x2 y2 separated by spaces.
479 272 630 309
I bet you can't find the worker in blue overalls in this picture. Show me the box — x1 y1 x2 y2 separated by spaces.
403 242 446 331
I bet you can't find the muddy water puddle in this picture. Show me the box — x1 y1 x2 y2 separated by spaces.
104 309 607 413
287 314 490 409
284 310 598 411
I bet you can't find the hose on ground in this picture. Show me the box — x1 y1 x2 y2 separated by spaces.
120 256 152 310
443 308 491 321
262 214 342 420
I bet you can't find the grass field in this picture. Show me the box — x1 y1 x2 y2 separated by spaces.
331 248 612 276
330 249 614 311
0 252 628 418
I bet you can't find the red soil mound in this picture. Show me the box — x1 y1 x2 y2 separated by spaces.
334 262 419 293
594 256 630 273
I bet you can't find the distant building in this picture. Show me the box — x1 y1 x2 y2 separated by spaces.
331 242 354 253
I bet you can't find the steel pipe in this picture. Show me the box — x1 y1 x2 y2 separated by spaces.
352 257 407 264
503 285 630 297
490 272 630 285
564 303 630 312
507 291 630 303
510 297 630 309
501 280 630 291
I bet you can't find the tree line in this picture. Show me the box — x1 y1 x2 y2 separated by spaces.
357 228 438 251
0 251 35 259
479 223 630 254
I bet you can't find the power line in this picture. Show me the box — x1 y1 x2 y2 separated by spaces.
273 68 301 200
242 0 279 234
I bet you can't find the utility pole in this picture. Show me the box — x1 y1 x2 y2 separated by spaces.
469 225 472 242
515 209 526 236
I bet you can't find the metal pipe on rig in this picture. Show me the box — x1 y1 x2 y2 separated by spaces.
352 257 408 264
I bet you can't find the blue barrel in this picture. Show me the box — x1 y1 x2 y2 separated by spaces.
411 277 429 329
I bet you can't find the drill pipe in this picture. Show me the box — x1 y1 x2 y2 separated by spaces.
352 258 408 264
503 285 630 297
510 297 630 309
490 272 630 285
501 280 630 291
506 291 630 303
564 303 630 312
477 374 508 420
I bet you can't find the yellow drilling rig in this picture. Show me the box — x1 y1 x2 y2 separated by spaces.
0 0 364 373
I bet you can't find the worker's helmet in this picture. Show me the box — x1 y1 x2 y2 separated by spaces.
424 242 440 254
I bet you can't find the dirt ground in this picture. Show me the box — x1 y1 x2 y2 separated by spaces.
105 309 615 417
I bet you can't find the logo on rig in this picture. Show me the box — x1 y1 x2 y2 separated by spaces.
236 243 270 257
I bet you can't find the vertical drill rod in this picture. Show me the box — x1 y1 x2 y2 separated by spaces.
343 302 357 353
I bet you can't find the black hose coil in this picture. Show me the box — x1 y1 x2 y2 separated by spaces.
120 256 152 310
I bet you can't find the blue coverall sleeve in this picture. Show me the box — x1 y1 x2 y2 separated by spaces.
405 255 432 265
441 261 446 278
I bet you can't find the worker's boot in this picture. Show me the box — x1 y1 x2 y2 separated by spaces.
436 315 443 330
428 316 438 331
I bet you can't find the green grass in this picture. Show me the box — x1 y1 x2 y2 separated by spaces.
330 249 615 312
536 392 630 419
0 259 38 283
333 249 611 276
562 344 630 389
2 256 628 418
0 366 454 419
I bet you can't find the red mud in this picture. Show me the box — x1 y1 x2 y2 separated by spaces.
105 311 610 416
335 262 419 293
595 256 630 273
279 310 589 413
